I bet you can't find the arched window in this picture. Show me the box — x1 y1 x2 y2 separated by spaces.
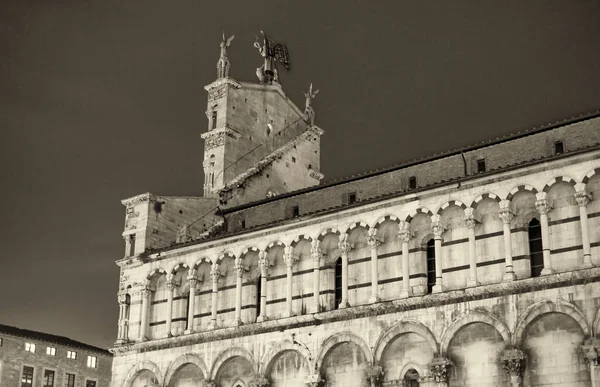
124 294 131 320
426 239 436 294
528 218 544 277
334 257 342 309
256 274 262 320
403 368 420 386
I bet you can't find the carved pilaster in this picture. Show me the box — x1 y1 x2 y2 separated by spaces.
429 356 453 384
501 348 526 387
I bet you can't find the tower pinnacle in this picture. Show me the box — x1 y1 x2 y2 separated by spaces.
217 32 235 79
303 83 319 126
253 31 291 85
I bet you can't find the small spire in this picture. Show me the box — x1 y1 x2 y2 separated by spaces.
217 32 235 79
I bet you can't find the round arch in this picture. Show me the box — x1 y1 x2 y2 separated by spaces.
469 192 501 209
265 240 286 252
317 227 341 241
542 175 577 193
170 262 190 276
345 221 370 235
215 251 236 265
260 340 314 376
123 361 162 387
373 214 400 230
435 200 467 215
439 310 510 354
163 353 209 387
582 167 600 184
192 257 213 271
373 320 438 363
290 235 313 247
399 362 426 381
505 184 539 201
239 246 260 259
210 346 257 381
513 300 590 346
315 331 372 372
405 207 433 223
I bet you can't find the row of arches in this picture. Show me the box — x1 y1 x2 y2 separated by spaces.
122 299 598 387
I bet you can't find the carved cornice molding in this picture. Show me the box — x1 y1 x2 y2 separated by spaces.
115 255 145 269
201 126 242 140
308 168 324 181
204 77 241 91
121 193 158 207
109 266 600 357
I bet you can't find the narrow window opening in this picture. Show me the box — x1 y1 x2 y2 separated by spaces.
528 218 544 277
554 141 564 155
426 239 436 294
348 192 357 204
85 381 97 387
308 164 312 169
334 257 343 309
292 156 296 163
256 275 262 320
66 374 76 387
21 366 34 387
43 370 55 387
409 176 417 189
211 111 218 129
292 206 299 217
129 235 136 257
241 220 246 229
477 159 486 173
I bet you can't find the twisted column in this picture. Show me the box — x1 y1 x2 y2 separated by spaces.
234 260 245 326
138 287 150 342
431 215 446 293
368 229 383 303
257 251 269 322
464 208 480 286
185 277 198 334
311 240 322 313
535 193 554 275
575 183 593 268
165 280 175 337
398 221 412 298
208 264 221 329
499 200 517 281
283 246 298 317
338 235 351 308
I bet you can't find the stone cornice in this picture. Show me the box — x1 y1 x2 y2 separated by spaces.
109 266 600 356
115 255 146 269
204 77 242 91
121 193 158 207
200 126 242 140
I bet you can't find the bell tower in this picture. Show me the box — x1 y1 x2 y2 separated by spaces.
201 32 325 205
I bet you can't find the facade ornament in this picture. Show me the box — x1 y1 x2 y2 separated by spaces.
338 235 351 254
205 381 217 387
581 339 600 367
166 280 176 290
535 193 552 215
258 251 269 277
429 355 453 383
117 291 128 305
138 287 151 298
311 241 323 266
249 377 270 387
283 246 299 268
398 224 413 243
367 229 383 248
217 32 235 79
305 374 324 387
575 190 591 207
365 365 385 387
464 207 479 229
501 348 526 387
187 277 199 288
254 30 291 85
234 260 246 278
498 207 515 224
431 217 446 239
210 264 221 282
303 83 319 126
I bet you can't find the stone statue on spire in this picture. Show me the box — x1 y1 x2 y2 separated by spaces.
217 32 235 79
254 31 291 85
303 83 319 126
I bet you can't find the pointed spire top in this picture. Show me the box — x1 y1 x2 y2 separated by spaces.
217 32 235 79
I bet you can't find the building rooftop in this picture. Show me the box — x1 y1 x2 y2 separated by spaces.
0 323 112 356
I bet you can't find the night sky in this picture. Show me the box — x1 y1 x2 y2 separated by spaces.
1 1 599 349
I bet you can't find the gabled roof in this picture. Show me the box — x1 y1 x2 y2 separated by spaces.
0 323 112 356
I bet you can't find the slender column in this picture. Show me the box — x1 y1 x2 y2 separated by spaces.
575 184 593 268
582 340 600 387
234 260 245 326
501 348 526 387
535 193 554 275
138 287 150 341
257 251 269 322
208 264 221 329
398 222 412 298
338 235 351 308
431 215 446 293
368 229 383 303
283 246 298 317
184 277 198 334
123 235 132 257
165 280 175 337
463 208 480 286
116 292 127 343
499 200 517 281
311 240 322 313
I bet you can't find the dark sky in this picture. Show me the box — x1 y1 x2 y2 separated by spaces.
1 1 599 349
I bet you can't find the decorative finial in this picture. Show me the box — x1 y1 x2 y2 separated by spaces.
303 83 319 126
253 31 291 85
217 32 235 79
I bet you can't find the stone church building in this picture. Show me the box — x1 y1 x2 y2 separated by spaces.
109 34 600 387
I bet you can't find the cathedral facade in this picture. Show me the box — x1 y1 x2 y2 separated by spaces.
109 35 600 387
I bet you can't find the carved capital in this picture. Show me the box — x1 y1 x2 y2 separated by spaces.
367 234 383 248
365 365 385 386
234 263 246 278
398 227 413 243
501 348 526 379
429 356 453 383
581 340 600 367
248 377 270 387
575 190 591 208
258 252 269 276
311 244 323 266
431 221 445 239
498 208 514 225
138 288 151 299
283 249 299 268
338 235 351 254
210 265 221 282
187 278 199 288
166 280 176 290
535 199 552 215
117 292 128 305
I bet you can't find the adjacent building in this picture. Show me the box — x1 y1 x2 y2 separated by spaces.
109 34 600 387
0 324 112 387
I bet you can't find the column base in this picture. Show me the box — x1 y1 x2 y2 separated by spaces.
338 300 350 309
283 310 294 318
368 295 381 304
503 271 517 282
165 332 173 338
582 254 594 268
233 319 243 326
399 288 412 299
208 321 218 330
138 336 147 342
256 315 268 322
466 279 480 287
432 283 446 294
184 329 195 335
541 267 555 276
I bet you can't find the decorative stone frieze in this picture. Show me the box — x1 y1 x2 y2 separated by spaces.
501 348 526 387
429 356 453 384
